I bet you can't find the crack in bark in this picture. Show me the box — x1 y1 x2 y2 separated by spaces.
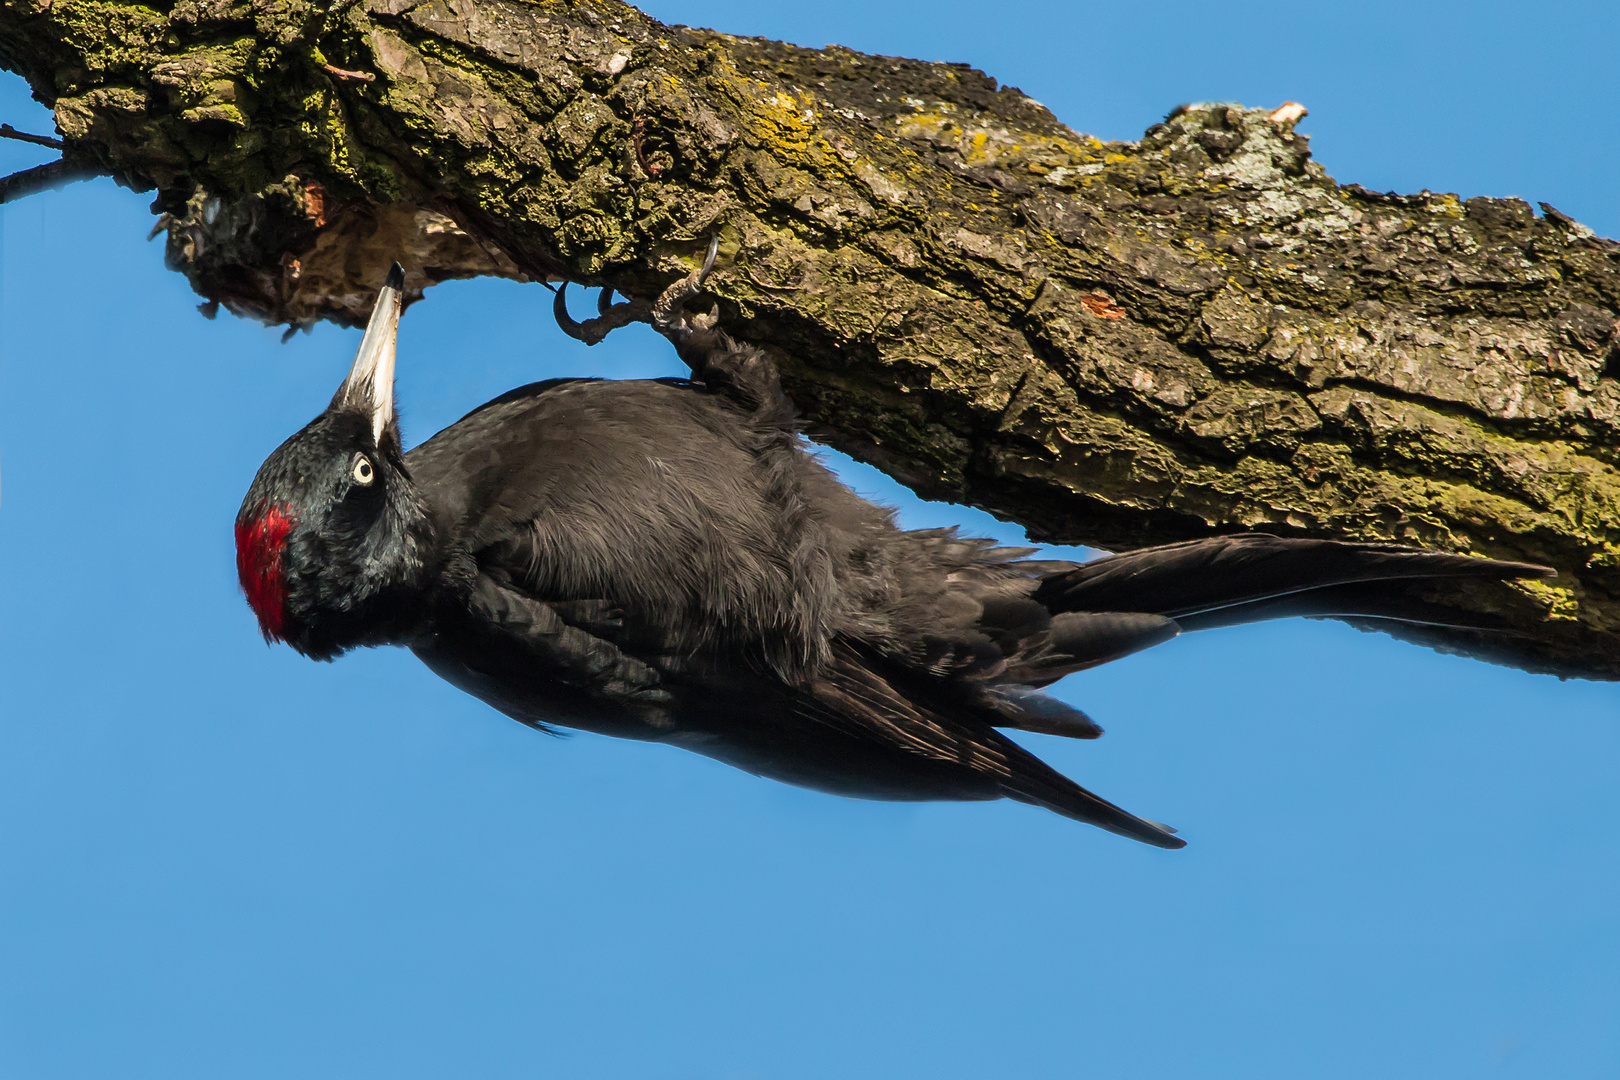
2 0 1618 675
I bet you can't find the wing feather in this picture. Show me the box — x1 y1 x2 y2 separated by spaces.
798 642 1183 847
464 575 670 705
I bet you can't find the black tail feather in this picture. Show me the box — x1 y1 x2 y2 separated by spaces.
1173 580 1529 634
1035 535 1551 622
1004 612 1181 686
996 738 1186 848
982 685 1105 739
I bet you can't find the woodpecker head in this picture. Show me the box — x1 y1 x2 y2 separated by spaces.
236 264 434 659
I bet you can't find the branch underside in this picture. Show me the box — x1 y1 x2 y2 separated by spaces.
2 0 1618 676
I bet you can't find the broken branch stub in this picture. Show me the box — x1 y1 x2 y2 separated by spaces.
1 0 1618 676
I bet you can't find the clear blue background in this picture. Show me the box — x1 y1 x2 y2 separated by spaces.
1 2 1616 1076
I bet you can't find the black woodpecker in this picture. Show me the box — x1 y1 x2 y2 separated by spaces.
236 255 1552 848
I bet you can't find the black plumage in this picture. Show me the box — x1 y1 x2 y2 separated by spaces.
235 258 1552 847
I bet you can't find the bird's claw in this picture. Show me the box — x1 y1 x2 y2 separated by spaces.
552 281 650 346
651 233 721 341
549 233 720 349
698 233 718 283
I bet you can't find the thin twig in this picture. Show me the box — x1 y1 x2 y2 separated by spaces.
0 123 66 150
320 63 376 83
0 158 98 205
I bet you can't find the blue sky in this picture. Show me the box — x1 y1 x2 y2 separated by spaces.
0 2 1616 1077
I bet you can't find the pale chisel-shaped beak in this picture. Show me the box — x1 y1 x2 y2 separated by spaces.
333 262 404 446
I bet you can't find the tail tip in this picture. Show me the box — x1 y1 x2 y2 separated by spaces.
1141 819 1187 849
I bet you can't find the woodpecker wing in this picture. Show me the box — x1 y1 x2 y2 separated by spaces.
797 641 1185 847
463 576 670 705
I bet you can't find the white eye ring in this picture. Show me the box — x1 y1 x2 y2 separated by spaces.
352 455 375 485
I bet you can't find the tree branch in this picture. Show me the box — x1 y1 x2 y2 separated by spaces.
1 0 1616 676
0 156 96 203
0 121 65 149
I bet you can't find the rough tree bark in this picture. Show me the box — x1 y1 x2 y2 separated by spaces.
2 0 1617 677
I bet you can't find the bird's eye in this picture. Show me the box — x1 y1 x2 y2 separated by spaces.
351 455 375 485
